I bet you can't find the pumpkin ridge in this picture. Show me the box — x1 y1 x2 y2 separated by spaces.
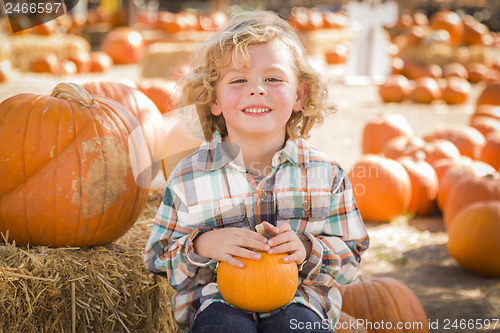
68 100 84 246
23 96 44 245
378 279 409 332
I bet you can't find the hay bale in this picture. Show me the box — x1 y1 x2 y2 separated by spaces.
141 42 199 79
4 34 90 72
0 195 180 333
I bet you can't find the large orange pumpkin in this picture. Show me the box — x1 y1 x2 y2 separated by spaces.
217 251 298 312
101 27 145 64
348 155 411 222
82 81 167 187
398 155 439 216
0 83 149 247
447 201 500 277
361 113 414 155
443 174 500 229
339 277 429 333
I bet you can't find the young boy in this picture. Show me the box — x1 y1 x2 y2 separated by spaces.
144 10 369 332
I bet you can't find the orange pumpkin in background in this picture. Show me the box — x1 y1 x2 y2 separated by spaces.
101 27 145 64
67 50 91 73
0 83 149 247
31 53 60 73
361 113 414 155
348 154 411 222
412 77 442 104
378 74 412 103
339 277 429 333
436 157 497 212
442 77 471 105
89 51 114 72
447 201 500 277
325 44 349 65
430 11 464 46
476 83 500 106
136 78 181 114
423 125 485 159
398 154 439 216
444 173 500 229
479 131 500 171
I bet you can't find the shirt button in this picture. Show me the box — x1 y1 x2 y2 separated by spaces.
302 201 310 212
214 208 222 220
259 191 268 200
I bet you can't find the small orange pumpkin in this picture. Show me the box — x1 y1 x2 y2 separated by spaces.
378 74 411 103
217 251 298 312
101 27 145 64
442 77 471 105
411 77 442 104
447 201 500 277
0 83 149 247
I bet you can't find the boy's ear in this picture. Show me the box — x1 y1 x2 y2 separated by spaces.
209 100 222 116
293 82 308 112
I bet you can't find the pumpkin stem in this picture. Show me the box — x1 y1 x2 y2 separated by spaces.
51 83 94 108
255 224 265 236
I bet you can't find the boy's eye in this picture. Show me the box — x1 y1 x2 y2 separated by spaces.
230 79 246 84
266 77 282 82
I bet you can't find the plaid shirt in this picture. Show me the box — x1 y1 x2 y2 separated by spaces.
144 131 369 332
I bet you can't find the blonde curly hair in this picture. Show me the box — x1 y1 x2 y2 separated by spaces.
179 10 333 141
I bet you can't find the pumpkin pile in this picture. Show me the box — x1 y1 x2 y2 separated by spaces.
378 10 499 105
351 82 500 276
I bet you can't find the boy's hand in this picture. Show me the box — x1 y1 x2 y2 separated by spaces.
260 221 311 265
193 228 269 268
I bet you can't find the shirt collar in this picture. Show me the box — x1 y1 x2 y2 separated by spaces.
196 131 311 171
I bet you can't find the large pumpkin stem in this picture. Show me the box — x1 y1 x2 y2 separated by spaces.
51 82 94 108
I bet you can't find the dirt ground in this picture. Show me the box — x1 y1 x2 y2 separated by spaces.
1 62 499 333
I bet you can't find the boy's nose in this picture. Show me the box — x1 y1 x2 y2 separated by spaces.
249 85 266 96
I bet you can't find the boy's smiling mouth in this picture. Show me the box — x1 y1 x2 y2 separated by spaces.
241 106 272 115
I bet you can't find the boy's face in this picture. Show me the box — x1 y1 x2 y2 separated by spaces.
210 39 306 141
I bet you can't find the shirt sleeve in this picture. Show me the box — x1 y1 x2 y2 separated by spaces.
143 186 218 290
299 166 369 286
